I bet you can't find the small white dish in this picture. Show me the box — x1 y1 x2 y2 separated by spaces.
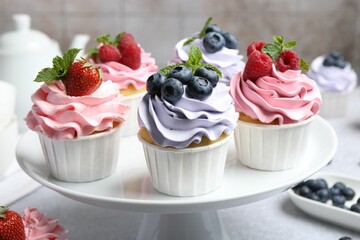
288 172 360 231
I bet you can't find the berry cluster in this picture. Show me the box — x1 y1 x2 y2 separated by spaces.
88 33 141 70
292 178 360 213
183 17 238 53
323 51 347 69
242 35 309 82
147 46 221 104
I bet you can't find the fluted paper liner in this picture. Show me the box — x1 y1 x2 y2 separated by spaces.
138 134 232 197
319 91 351 118
234 117 315 171
121 91 145 137
38 126 122 182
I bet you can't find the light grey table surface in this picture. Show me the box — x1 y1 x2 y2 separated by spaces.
12 89 360 240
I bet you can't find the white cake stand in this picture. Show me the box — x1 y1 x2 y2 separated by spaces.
17 117 337 240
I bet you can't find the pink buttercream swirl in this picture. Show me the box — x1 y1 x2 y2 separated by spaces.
89 47 158 90
25 81 128 139
22 207 68 240
230 65 322 124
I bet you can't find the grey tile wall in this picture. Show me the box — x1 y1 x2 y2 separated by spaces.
0 0 359 74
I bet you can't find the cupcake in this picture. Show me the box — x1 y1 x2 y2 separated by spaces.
138 46 238 197
87 33 158 136
25 48 128 182
170 17 244 86
230 36 322 171
308 51 357 118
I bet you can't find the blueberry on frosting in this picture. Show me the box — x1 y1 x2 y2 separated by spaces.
322 51 347 69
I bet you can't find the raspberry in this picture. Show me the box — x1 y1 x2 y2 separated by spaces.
98 44 122 63
246 40 266 57
243 51 272 81
276 50 300 72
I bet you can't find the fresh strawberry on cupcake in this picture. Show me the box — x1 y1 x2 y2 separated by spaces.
230 35 322 171
87 33 158 136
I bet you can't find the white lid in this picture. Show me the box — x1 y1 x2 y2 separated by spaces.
0 14 54 53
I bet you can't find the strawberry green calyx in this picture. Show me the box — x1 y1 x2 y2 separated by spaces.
0 206 9 218
80 58 103 80
34 48 81 82
160 45 222 78
183 17 213 47
261 35 309 72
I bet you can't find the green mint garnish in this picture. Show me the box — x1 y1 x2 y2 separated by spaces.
34 48 81 82
87 47 99 59
300 58 309 72
183 17 213 47
159 45 222 78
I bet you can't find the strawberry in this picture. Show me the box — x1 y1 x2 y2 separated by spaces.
98 44 122 63
243 50 272 81
275 50 300 72
117 33 141 70
247 40 266 57
0 206 25 240
34 48 102 97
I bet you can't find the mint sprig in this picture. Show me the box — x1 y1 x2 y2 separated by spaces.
183 17 213 47
160 45 222 78
262 35 309 72
34 48 81 82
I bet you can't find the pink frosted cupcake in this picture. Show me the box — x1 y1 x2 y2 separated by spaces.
23 208 68 240
25 48 128 182
230 36 322 171
88 33 158 136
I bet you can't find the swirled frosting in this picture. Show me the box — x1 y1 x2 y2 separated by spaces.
308 55 357 92
23 207 68 240
170 38 245 85
230 65 322 124
138 83 238 149
25 81 128 139
89 47 158 90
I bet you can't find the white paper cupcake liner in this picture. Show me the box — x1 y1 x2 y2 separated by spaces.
121 91 145 137
319 90 351 118
138 134 232 197
38 125 122 182
234 116 315 171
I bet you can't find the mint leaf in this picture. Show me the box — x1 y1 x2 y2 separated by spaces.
300 58 309 72
34 68 59 82
113 32 125 45
183 37 197 47
198 64 222 78
262 43 281 60
199 17 212 39
63 48 81 70
52 56 66 77
187 45 203 68
96 34 111 44
273 35 284 46
159 64 183 76
283 41 296 50
87 47 99 59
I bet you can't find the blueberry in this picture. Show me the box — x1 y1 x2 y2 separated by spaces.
316 188 330 203
161 78 184 104
168 66 193 85
334 59 347 69
298 185 312 198
292 181 305 192
305 179 321 192
350 204 360 213
308 192 321 202
333 182 346 190
341 187 355 200
205 24 223 34
329 50 341 59
357 197 360 204
194 67 220 87
186 76 213 101
339 237 352 240
146 72 166 97
329 187 342 197
332 195 346 207
222 32 238 49
323 56 336 67
203 32 225 53
317 178 328 190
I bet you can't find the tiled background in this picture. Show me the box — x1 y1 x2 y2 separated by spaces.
0 0 359 75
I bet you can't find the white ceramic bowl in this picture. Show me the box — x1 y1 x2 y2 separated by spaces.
138 134 232 197
0 116 18 177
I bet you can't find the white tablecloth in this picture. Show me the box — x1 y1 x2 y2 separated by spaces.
12 89 360 240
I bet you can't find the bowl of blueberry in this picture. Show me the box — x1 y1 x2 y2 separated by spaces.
289 172 360 231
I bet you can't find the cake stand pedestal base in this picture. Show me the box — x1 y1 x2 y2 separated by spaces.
136 211 230 240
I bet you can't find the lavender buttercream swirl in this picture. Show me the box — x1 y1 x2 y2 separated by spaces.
308 55 357 92
138 83 238 148
170 38 245 85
